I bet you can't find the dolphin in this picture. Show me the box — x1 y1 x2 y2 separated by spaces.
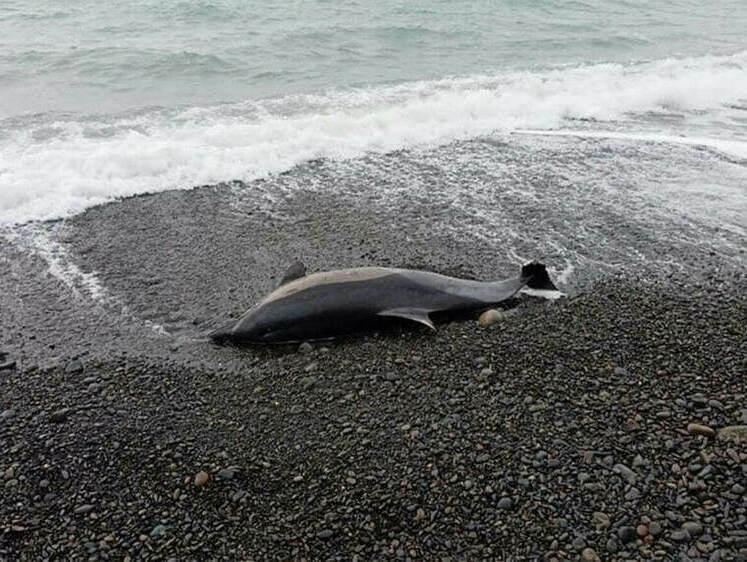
210 261 558 344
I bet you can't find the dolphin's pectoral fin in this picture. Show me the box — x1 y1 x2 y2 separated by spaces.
278 261 307 287
377 308 436 331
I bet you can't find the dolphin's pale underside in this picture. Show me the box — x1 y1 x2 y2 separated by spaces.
210 261 558 344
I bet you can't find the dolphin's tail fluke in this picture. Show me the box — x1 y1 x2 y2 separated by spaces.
521 261 558 291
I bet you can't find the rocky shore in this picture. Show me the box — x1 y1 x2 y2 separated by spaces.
2 275 745 560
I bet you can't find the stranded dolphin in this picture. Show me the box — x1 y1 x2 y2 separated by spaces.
210 261 558 344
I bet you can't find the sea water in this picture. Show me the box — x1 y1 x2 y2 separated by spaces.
1 0 745 227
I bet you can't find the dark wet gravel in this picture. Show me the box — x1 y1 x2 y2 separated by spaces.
1 147 746 560
2 277 745 560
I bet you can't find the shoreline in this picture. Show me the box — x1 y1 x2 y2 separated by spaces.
2 276 745 560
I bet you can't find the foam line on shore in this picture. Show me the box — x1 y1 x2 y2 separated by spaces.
514 129 747 160
1 50 746 225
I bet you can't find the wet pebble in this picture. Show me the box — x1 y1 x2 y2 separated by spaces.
605 538 619 554
478 309 505 327
194 471 209 487
682 521 703 537
592 511 611 530
65 360 83 373
617 526 636 544
217 468 236 480
613 463 637 484
301 376 318 390
49 409 70 423
687 423 715 437
581 547 600 562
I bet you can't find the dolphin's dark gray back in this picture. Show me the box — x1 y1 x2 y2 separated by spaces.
210 262 556 344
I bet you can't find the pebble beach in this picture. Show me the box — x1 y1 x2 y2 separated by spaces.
2 1 747 559
1 184 746 560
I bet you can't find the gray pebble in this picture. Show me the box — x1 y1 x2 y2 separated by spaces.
300 376 318 390
65 360 83 373
624 487 641 500
217 468 236 480
613 463 637 484
691 394 708 407
74 504 95 514
497 497 512 510
592 511 611 530
683 521 703 537
49 409 70 423
606 537 619 553
1 409 16 420
617 526 636 543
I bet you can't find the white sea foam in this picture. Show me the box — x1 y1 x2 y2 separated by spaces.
514 130 747 160
4 227 112 302
1 51 746 225
2 226 172 335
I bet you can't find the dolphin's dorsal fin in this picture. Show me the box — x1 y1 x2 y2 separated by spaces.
278 261 307 287
377 308 436 331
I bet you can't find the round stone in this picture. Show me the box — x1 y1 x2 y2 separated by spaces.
497 497 512 510
194 471 209 486
478 309 505 327
617 526 636 543
592 512 611 530
682 521 703 537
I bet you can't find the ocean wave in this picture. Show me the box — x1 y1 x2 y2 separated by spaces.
1 51 746 225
